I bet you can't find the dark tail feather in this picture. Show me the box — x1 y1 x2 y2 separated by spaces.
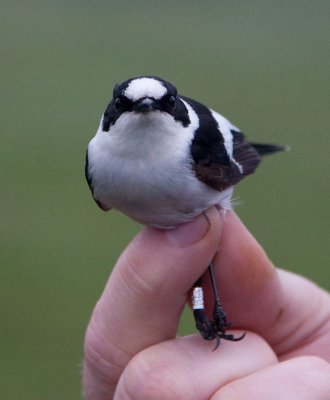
251 143 289 156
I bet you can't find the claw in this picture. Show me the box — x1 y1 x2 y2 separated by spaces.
212 334 221 351
212 331 246 351
221 331 246 342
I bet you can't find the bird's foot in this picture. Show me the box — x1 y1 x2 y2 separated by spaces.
194 308 246 350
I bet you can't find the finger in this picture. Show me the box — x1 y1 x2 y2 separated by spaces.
115 332 277 400
212 356 330 400
272 269 330 360
83 207 223 399
204 212 330 358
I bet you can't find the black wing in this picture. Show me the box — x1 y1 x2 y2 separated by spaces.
85 150 93 190
85 149 111 211
183 96 285 192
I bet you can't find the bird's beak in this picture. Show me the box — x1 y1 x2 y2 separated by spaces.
134 97 157 113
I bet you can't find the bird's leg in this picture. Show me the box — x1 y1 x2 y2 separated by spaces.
208 262 246 343
208 262 230 330
192 277 221 349
192 263 246 350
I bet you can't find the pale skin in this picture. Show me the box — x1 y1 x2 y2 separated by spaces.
83 208 330 399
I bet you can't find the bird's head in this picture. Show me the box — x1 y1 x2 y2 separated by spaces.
101 76 189 131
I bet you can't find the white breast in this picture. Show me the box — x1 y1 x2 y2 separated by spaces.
88 110 233 228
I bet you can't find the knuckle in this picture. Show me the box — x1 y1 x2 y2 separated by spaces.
119 249 166 299
83 314 130 389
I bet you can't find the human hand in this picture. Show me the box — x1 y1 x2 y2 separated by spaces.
83 208 330 399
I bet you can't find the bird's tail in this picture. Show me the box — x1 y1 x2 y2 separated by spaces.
251 143 289 156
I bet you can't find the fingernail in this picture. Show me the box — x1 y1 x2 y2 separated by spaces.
165 213 211 245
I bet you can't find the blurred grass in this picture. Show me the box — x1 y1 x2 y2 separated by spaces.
1 1 330 398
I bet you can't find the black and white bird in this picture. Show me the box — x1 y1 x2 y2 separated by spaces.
85 76 285 348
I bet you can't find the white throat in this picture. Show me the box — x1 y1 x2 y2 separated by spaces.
100 111 192 159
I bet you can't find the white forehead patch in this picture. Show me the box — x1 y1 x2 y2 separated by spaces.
124 77 167 101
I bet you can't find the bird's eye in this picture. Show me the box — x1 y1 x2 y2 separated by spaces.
114 97 121 110
168 95 176 108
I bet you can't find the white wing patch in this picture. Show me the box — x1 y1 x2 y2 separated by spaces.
210 110 244 173
124 77 167 101
181 99 200 132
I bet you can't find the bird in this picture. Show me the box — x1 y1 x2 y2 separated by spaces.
85 75 286 348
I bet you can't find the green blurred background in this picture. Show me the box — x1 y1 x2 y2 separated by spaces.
1 1 330 398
